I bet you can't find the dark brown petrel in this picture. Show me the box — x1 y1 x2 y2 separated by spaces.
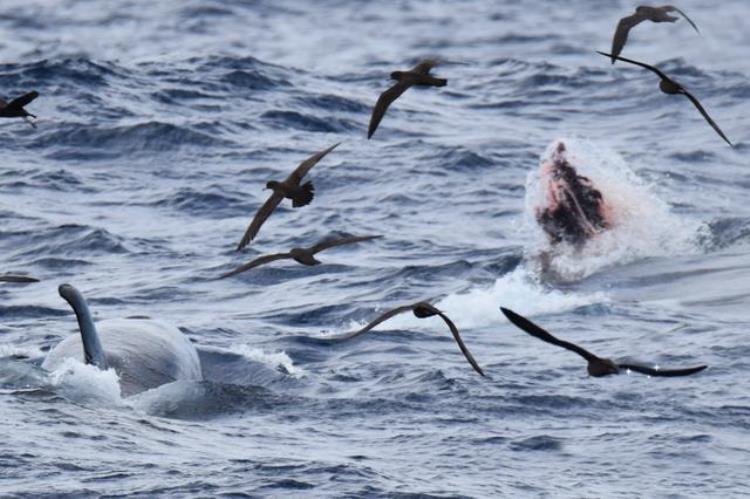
367 60 447 139
610 6 699 63
0 91 39 128
221 234 382 278
597 51 732 147
0 274 39 283
323 301 485 377
236 143 340 251
500 307 707 377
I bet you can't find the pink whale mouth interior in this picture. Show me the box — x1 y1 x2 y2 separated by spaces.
536 143 611 247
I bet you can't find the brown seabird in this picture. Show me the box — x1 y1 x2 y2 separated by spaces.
610 5 699 63
367 60 446 139
0 274 39 283
323 301 485 377
597 51 732 147
236 143 340 250
0 91 39 128
501 307 707 377
220 234 382 278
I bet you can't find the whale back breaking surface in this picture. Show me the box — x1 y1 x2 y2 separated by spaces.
42 319 202 397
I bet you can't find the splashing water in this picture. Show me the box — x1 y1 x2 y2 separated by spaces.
524 138 704 281
232 344 306 378
48 358 124 407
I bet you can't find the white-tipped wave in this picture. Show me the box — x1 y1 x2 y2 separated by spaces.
232 344 306 378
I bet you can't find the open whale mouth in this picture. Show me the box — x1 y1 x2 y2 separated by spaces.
535 142 612 247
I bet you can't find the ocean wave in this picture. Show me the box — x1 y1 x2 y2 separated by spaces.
32 122 234 157
261 109 358 133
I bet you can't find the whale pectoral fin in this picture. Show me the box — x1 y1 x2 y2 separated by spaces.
80 322 108 369
59 284 109 370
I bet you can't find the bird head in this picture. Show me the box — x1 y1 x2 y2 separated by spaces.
587 358 620 377
412 303 439 318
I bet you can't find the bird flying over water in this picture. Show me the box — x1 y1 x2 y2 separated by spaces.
367 60 447 139
0 274 39 283
610 5 699 63
597 51 732 147
500 307 707 378
220 235 382 278
0 91 39 128
236 143 340 251
322 301 485 377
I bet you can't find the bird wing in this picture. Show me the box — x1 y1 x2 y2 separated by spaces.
663 6 700 33
236 191 284 250
367 81 411 139
320 305 416 342
286 142 340 185
618 362 707 377
310 234 382 254
611 13 647 62
7 91 39 110
596 51 671 81
218 252 292 279
500 307 599 363
680 89 733 147
412 59 438 74
0 274 39 283
435 311 485 377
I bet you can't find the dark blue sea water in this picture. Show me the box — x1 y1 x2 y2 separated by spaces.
2 0 750 496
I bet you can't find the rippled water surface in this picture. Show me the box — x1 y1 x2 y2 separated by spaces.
2 0 750 497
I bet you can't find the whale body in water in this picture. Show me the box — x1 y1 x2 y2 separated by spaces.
43 284 202 397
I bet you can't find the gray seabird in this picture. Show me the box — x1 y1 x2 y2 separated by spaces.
610 5 699 63
236 143 340 250
367 60 446 139
501 307 707 377
322 301 485 377
597 51 732 147
220 234 381 278
0 91 39 128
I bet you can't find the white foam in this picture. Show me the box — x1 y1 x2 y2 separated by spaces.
0 344 45 359
436 267 608 327
47 358 124 407
231 344 306 378
350 267 607 332
129 379 205 416
524 137 703 281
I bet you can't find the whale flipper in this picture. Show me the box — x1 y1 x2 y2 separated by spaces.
58 284 108 369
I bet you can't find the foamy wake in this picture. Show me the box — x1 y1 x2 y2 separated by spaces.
524 137 703 281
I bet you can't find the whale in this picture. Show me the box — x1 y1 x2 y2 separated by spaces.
42 284 202 397
534 141 613 248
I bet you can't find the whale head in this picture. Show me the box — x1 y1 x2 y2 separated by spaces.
535 142 612 247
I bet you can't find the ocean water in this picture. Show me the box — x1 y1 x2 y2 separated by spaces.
1 0 750 496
